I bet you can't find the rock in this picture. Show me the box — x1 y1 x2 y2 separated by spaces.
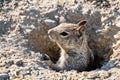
0 73 10 80
102 0 110 7
5 60 14 67
34 71 39 77
54 15 66 24
39 54 50 61
87 72 99 79
95 29 103 33
15 60 24 67
16 69 21 76
101 59 117 70
116 22 120 27
44 19 57 27
26 70 31 75
99 70 110 79
33 66 39 70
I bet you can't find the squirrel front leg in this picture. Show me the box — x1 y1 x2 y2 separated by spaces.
49 61 62 72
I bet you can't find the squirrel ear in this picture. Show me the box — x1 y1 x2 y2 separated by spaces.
77 20 87 26
77 26 85 34
76 20 87 36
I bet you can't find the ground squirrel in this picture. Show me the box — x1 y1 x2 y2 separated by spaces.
48 20 94 71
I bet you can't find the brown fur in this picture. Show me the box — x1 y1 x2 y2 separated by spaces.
48 20 94 71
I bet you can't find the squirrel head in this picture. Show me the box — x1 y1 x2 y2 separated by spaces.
48 20 87 51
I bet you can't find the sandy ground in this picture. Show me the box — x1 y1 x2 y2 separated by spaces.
0 0 120 80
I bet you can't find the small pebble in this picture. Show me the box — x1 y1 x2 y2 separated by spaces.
44 19 57 27
99 71 110 79
87 72 99 79
5 60 14 66
26 70 31 75
0 73 10 80
16 60 24 67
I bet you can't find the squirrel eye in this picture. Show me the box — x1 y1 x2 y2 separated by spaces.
60 32 68 36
